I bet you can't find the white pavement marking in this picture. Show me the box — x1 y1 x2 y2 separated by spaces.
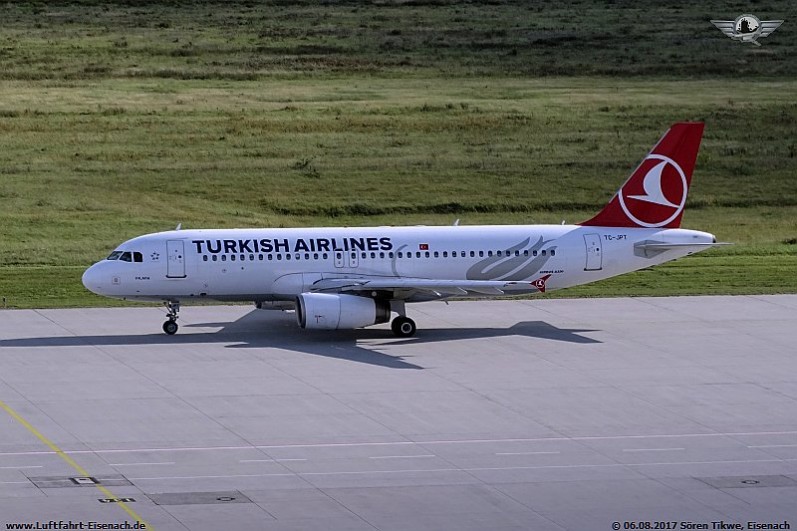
369 454 435 459
1 430 795 457
495 451 561 456
622 448 686 452
130 473 295 480
126 457 797 481
747 444 797 449
109 462 175 466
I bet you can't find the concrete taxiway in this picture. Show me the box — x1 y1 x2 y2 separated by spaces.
0 295 796 530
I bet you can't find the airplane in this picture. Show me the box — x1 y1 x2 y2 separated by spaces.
82 122 725 337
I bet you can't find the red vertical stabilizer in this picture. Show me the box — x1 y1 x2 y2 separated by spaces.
580 122 704 228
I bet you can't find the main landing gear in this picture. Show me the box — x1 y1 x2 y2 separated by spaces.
391 316 416 338
163 301 180 335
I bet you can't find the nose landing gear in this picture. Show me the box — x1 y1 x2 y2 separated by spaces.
163 301 180 335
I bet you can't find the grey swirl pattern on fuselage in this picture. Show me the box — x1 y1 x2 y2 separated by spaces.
465 236 554 281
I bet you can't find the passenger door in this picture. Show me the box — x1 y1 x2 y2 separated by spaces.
166 240 187 278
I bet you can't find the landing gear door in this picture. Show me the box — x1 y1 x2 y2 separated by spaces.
584 233 602 271
167 240 187 278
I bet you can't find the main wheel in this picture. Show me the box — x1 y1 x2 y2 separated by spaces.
163 320 179 335
391 316 416 337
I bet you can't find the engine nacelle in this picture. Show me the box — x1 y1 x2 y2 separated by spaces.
296 293 390 330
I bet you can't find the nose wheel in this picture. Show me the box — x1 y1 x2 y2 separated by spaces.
163 320 178 335
163 301 180 335
391 316 416 337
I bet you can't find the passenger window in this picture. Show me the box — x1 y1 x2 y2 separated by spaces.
322 253 328 259
515 250 520 257
379 252 385 259
286 254 291 260
443 251 448 257
523 250 529 256
398 252 403 258
433 251 439 258
551 250 556 256
212 255 218 262
277 254 282 261
487 251 493 257
314 253 319 260
424 251 430 258
470 251 475 257
533 250 538 256
370 252 376 259
452 251 457 257
361 252 366 259
203 255 208 262
259 254 263 260
222 255 227 262
231 255 236 262
305 253 310 260
497 251 502 257
416 252 421 258
268 254 273 261
542 250 547 256
250 254 255 261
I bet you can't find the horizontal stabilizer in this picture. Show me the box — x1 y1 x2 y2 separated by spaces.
634 240 731 258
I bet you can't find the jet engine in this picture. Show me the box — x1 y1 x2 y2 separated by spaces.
296 293 390 330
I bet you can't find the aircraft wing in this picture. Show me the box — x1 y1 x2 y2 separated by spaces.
309 276 544 299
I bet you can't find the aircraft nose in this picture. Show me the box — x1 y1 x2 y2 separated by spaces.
82 264 104 295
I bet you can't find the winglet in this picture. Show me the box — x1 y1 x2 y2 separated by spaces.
531 274 552 293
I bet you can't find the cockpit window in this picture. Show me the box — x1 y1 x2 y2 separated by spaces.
106 250 143 263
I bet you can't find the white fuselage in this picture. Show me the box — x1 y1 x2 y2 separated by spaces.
81 224 715 303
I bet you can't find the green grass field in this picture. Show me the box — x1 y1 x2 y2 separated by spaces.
0 2 795 308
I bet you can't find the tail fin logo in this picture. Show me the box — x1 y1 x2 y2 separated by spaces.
618 154 687 228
